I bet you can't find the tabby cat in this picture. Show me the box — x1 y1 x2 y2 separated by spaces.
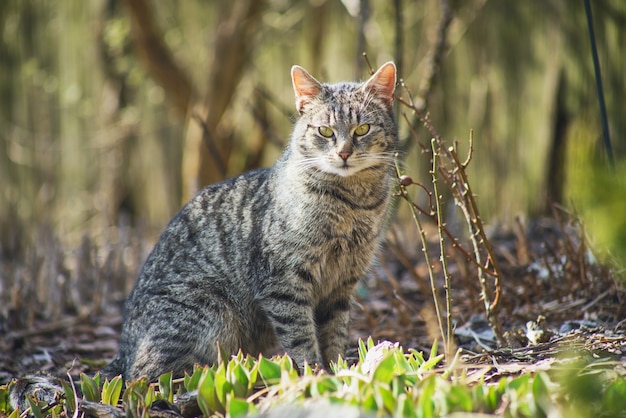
99 62 398 381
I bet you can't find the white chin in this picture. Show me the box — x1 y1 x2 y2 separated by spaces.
320 164 362 177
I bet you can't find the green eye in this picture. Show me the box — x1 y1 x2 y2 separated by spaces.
354 123 370 136
318 126 334 138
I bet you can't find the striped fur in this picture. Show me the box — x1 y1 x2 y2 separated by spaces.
102 62 398 381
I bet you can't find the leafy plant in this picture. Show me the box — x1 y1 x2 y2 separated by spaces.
1 341 626 417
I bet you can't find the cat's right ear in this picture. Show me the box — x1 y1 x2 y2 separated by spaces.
291 65 323 113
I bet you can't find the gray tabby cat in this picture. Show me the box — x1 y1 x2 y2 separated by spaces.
104 61 398 381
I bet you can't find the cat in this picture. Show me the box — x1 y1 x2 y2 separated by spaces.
101 61 398 381
10 62 398 410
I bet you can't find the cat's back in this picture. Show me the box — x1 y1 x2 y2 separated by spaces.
131 167 275 292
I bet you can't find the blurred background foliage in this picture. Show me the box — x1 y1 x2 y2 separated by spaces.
0 0 624 262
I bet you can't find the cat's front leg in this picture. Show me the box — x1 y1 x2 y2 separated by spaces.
261 291 324 370
315 293 352 368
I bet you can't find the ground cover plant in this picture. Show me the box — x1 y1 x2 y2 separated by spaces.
3 338 626 417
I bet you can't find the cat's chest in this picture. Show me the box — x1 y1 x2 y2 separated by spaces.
294 202 383 290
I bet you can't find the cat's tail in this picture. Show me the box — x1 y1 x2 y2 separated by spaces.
9 374 62 412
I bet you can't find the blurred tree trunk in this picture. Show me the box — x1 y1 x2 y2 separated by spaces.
543 70 569 213
182 0 266 201
123 0 265 202
123 0 195 117
355 0 370 78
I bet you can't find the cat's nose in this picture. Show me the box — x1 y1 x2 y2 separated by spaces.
338 150 352 161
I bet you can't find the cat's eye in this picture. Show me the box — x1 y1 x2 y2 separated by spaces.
318 126 334 138
354 124 370 136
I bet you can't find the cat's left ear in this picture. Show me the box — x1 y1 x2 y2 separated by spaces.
362 61 396 105
292 65 323 113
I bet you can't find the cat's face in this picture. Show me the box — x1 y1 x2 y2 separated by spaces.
290 63 397 177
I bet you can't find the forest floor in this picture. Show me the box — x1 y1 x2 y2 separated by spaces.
1 214 625 385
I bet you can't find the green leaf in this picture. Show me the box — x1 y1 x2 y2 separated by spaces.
102 375 123 406
122 378 148 417
372 352 397 384
61 379 77 412
80 373 101 402
531 372 551 415
361 391 377 413
158 372 173 403
603 378 626 415
279 355 295 374
184 366 204 392
429 340 438 360
392 349 412 373
258 356 282 383
246 360 259 392
145 384 156 407
407 349 426 368
447 385 473 412
358 339 368 363
394 393 417 418
416 377 437 418
367 336 375 350
197 367 223 415
214 363 233 407
92 372 102 388
230 362 250 398
26 398 44 418
419 353 444 373
227 395 256 418
375 384 396 413
0 382 10 412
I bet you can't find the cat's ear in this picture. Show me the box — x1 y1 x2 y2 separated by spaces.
362 61 396 105
291 65 323 113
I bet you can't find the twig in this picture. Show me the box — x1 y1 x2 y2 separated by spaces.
430 138 453 358
191 112 227 180
5 316 84 341
399 183 498 278
402 89 506 345
254 85 294 121
395 157 447 354
583 0 614 168
247 101 284 149
448 142 505 346
356 0 371 77
362 52 374 75
393 0 404 85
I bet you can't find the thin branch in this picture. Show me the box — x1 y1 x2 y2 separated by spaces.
395 158 447 352
431 138 454 358
191 112 227 180
399 178 498 278
584 0 614 167
393 0 404 87
355 0 371 78
448 145 505 345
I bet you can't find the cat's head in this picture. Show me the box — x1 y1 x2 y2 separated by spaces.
290 62 397 177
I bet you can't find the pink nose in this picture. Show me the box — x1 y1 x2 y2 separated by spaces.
338 151 352 161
